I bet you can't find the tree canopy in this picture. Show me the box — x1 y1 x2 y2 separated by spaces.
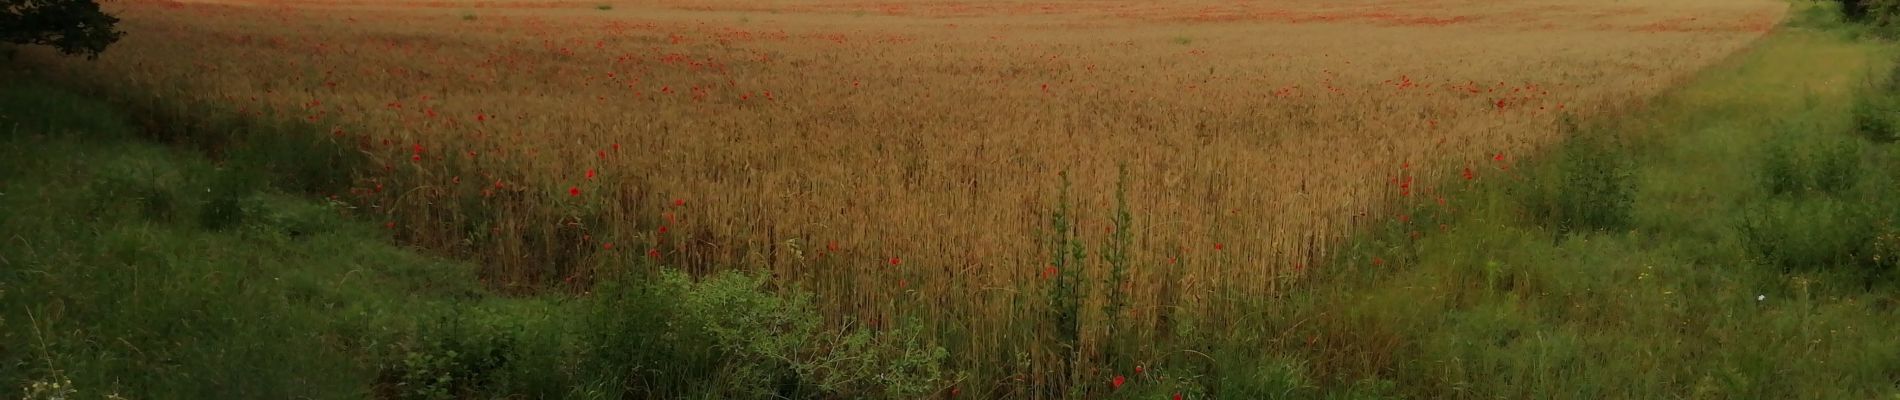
3 0 124 59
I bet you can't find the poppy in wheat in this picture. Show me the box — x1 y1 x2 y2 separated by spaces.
569 186 581 197
889 257 901 266
1111 375 1126 390
647 248 661 258
1463 167 1475 180
586 169 596 179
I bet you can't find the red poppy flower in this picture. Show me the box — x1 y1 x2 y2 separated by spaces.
1174 394 1183 400
1214 243 1224 251
658 226 669 234
889 257 901 266
586 169 597 179
603 242 614 250
1111 375 1126 390
673 198 686 207
1462 167 1475 181
646 248 660 258
569 187 581 197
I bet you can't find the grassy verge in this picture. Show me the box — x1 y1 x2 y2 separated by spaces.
0 77 474 397
1142 22 1900 400
0 76 949 399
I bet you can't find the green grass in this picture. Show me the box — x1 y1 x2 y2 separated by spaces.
0 78 462 397
1192 26 1900 400
0 75 949 399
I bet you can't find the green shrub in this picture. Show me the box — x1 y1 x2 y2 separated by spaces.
1759 128 1865 196
1838 0 1900 24
1738 197 1890 282
583 269 949 399
1852 94 1898 143
198 169 261 231
382 312 520 400
1811 138 1864 193
1523 133 1635 236
2 0 126 59
1760 133 1806 195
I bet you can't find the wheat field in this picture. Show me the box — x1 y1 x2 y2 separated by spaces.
27 0 1783 388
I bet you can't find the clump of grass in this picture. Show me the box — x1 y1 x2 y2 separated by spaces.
1522 121 1636 237
459 12 476 21
1172 36 1193 45
1760 125 1865 196
595 4 612 11
1852 93 1898 142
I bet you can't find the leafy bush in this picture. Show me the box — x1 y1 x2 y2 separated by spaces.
583 269 949 399
381 313 520 400
1837 0 1900 35
1 0 126 58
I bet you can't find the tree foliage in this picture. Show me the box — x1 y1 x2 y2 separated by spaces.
2 0 124 59
1838 0 1900 29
